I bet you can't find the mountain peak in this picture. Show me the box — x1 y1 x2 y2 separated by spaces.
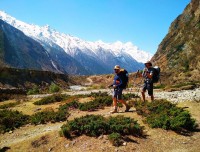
0 11 152 63
0 10 15 22
0 11 153 74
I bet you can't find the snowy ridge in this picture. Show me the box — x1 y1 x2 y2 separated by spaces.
0 11 152 63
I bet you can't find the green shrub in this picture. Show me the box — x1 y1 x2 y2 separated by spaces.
154 84 166 89
0 110 30 133
59 100 80 111
60 115 108 138
108 133 123 147
58 95 112 112
90 91 110 98
108 115 143 136
133 99 197 131
78 101 99 111
31 109 68 125
0 101 20 109
27 86 40 95
78 96 112 111
49 83 60 93
34 94 68 105
60 114 143 141
123 93 139 100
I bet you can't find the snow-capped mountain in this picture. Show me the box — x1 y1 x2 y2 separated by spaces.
0 19 62 73
0 11 152 74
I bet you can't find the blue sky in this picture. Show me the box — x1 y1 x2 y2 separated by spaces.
0 0 190 54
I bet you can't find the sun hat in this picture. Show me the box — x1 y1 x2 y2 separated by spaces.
144 61 152 66
114 65 120 70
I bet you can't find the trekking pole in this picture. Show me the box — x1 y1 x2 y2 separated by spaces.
133 70 144 101
108 87 113 95
125 70 139 101
136 77 143 97
108 86 115 111
132 70 140 91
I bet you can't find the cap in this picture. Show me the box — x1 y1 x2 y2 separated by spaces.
144 61 152 66
114 65 120 70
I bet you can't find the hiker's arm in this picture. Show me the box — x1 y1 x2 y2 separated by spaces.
146 71 153 79
115 77 123 88
108 80 115 88
142 68 148 77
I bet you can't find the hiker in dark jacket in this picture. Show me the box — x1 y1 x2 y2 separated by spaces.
141 61 154 102
109 65 130 113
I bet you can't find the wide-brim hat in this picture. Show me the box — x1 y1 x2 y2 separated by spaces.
144 61 152 66
114 65 120 70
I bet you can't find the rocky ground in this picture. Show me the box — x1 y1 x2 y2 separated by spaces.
28 87 200 103
154 88 200 103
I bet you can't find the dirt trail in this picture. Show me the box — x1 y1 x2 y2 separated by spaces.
28 87 200 103
0 122 64 147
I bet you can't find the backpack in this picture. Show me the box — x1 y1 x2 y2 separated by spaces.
119 69 129 88
152 66 160 83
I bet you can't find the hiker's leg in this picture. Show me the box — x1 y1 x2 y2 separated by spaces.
118 99 126 105
111 97 117 113
117 88 130 111
141 91 145 102
148 83 154 101
116 88 125 105
118 99 130 112
150 95 154 101
112 97 117 107
111 89 118 113
141 83 147 102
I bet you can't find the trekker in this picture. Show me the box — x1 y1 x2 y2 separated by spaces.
141 61 154 102
109 65 130 113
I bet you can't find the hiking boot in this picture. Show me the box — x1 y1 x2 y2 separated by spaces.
110 108 118 114
125 105 130 112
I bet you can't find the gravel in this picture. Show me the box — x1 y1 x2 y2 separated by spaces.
154 88 200 103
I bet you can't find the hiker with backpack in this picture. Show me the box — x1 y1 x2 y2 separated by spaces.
108 65 130 113
141 61 157 102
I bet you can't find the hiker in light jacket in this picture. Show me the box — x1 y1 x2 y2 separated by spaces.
141 61 154 102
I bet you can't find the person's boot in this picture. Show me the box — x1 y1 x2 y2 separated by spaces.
110 107 117 113
125 104 130 112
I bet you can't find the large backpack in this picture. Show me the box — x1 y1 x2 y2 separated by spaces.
152 66 160 83
119 69 129 88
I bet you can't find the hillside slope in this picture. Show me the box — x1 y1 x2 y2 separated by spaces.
0 20 62 73
0 67 70 90
151 0 200 85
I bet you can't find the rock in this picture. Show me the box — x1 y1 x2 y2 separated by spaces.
34 107 41 112
123 142 127 146
9 131 13 134
65 144 70 148
98 135 103 139
71 140 76 145
115 148 118 152
154 88 200 102
103 135 108 140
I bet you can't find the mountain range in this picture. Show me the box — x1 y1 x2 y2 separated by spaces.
0 11 152 75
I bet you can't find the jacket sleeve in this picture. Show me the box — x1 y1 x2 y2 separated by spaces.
115 75 123 88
